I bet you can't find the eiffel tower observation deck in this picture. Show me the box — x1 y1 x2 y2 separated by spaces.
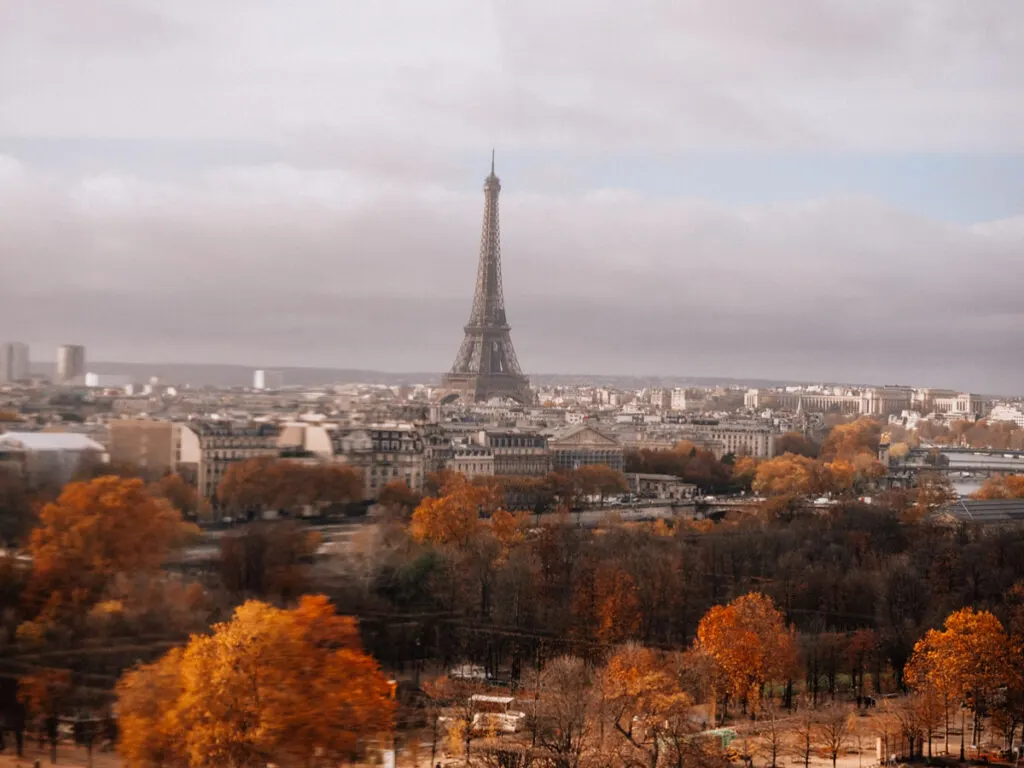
441 154 532 404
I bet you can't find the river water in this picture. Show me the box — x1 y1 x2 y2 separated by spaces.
939 451 1024 498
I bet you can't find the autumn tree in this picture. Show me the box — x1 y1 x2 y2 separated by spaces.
217 459 362 517
537 656 596 768
216 456 279 514
149 473 199 517
410 474 498 547
732 456 758 491
26 476 196 620
218 520 321 599
19 668 73 764
573 564 641 646
820 419 881 462
905 607 1012 757
117 595 394 768
603 645 698 768
0 466 34 546
575 465 628 507
377 479 421 518
696 592 799 718
845 628 879 704
774 432 818 458
816 706 854 768
791 709 817 768
972 474 1024 500
116 648 186 768
308 463 363 511
754 705 785 768
889 442 911 461
752 454 825 497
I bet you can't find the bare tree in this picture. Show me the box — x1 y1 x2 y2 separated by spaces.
537 656 596 768
912 687 944 759
756 705 785 768
791 708 817 768
886 697 923 760
817 705 855 768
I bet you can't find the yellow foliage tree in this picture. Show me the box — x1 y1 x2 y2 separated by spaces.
752 453 824 497
889 442 911 460
117 595 393 768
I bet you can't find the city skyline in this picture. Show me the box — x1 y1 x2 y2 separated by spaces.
2 2 1022 392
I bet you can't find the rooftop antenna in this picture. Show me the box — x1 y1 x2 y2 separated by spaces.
491 147 495 176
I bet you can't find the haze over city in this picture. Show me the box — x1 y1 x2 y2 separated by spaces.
2 1 1023 392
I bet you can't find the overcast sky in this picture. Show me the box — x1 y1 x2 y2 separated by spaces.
1 1 1023 393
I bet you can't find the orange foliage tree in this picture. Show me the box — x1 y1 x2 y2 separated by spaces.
377 479 421 517
217 459 362 515
972 474 1024 500
576 464 629 507
573 564 642 646
149 473 199 517
117 595 394 768
19 668 74 763
604 645 701 767
696 592 799 717
27 475 195 619
410 474 499 547
905 607 1012 753
774 432 818 458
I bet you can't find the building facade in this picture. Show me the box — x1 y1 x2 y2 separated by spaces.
108 419 178 478
627 473 697 502
253 369 285 391
56 345 86 384
0 342 30 384
477 430 551 476
330 424 426 500
178 421 281 503
0 432 106 488
547 425 624 472
449 445 495 480
690 424 777 459
745 386 917 417
670 388 687 411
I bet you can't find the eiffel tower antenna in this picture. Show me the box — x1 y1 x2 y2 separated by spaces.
440 156 532 404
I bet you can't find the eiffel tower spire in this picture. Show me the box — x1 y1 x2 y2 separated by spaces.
441 156 532 404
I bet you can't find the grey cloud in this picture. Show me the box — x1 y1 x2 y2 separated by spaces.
2 1 1022 150
1 157 1022 392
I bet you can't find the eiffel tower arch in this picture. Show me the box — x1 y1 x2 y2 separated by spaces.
441 155 533 404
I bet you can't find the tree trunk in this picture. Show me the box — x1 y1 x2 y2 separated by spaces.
944 696 949 755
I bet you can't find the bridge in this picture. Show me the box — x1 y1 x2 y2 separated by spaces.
897 447 1024 477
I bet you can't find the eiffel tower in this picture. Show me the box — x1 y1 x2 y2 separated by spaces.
441 154 532 404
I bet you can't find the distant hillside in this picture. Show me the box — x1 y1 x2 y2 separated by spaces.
30 361 805 390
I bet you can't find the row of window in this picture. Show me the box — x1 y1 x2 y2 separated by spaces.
371 440 423 452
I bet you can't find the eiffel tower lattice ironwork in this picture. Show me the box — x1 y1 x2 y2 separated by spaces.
442 154 532 404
